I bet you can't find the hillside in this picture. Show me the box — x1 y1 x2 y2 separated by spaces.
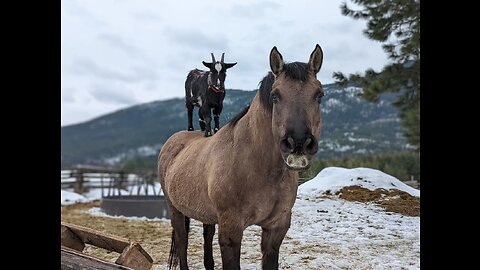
61 83 409 168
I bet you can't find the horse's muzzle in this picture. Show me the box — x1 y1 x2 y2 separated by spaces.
279 133 318 170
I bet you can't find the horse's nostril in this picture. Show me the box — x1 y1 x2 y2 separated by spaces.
280 137 294 153
287 137 295 152
304 137 312 149
305 136 318 154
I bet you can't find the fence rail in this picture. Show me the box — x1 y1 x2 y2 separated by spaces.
61 167 157 195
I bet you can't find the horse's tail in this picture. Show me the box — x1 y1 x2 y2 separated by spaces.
167 216 191 270
167 229 177 270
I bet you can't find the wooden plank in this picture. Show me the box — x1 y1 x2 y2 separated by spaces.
62 222 129 253
61 247 133 270
116 243 153 270
61 226 85 252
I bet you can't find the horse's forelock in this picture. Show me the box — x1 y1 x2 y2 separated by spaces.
282 62 309 82
258 62 310 110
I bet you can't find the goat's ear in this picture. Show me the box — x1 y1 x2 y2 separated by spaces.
224 62 237 69
202 61 212 69
308 44 323 74
270 46 284 76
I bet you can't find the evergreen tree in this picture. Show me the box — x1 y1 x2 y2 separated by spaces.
333 0 420 150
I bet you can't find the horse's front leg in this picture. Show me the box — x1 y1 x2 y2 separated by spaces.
261 214 291 270
203 224 215 270
202 104 213 137
213 105 223 133
218 214 243 270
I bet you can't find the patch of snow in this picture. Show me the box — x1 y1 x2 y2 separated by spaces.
61 190 86 205
283 196 420 269
298 167 420 197
87 207 169 222
336 145 354 152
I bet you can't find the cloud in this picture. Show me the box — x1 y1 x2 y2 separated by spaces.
164 27 229 51
90 84 138 105
230 1 282 18
97 33 142 56
130 11 162 23
70 58 155 84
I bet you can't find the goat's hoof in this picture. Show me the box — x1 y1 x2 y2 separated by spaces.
214 127 219 132
204 131 212 137
187 127 194 131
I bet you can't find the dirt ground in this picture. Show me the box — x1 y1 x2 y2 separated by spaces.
336 186 420 216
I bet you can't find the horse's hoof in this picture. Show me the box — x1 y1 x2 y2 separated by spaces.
187 127 194 131
204 131 212 137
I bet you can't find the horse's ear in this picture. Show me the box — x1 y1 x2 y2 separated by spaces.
224 62 237 69
308 44 323 74
270 46 284 76
202 61 212 69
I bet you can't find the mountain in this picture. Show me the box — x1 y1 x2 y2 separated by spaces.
61 83 409 168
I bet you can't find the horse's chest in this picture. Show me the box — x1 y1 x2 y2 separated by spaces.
245 186 296 226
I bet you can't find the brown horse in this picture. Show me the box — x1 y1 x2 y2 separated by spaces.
158 44 324 270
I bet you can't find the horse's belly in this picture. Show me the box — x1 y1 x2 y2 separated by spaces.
165 174 218 224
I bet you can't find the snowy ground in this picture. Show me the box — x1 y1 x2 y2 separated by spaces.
61 167 420 269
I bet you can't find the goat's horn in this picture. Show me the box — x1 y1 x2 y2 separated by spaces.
211 53 216 63
221 53 225 64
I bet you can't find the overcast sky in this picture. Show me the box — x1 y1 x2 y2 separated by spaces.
61 0 388 126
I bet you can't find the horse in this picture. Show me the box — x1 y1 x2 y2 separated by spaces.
185 53 237 137
158 44 324 269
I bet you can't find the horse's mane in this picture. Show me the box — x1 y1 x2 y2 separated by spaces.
228 62 309 126
227 105 250 126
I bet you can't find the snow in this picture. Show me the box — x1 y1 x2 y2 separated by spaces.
299 167 420 197
61 190 90 205
88 207 168 222
283 196 419 269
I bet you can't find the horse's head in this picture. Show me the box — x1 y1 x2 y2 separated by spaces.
202 53 237 91
269 45 324 170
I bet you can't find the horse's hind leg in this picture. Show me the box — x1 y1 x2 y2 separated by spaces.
203 224 215 270
167 202 190 270
186 101 194 131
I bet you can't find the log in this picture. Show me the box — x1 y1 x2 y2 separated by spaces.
60 222 153 270
116 243 153 270
61 222 129 253
60 226 85 252
61 247 133 270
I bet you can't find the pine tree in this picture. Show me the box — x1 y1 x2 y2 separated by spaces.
333 0 420 150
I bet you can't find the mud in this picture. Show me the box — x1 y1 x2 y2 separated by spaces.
337 186 420 216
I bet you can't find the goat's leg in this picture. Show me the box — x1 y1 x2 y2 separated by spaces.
186 101 194 131
202 105 213 137
198 107 206 131
213 105 223 133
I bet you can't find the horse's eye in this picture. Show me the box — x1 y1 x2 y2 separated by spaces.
271 92 280 103
316 92 324 104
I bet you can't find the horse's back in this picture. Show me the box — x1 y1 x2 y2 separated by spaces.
158 131 205 174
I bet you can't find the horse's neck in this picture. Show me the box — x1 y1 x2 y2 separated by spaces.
232 95 291 176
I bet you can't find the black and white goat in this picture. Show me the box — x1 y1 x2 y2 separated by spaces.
185 53 237 137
